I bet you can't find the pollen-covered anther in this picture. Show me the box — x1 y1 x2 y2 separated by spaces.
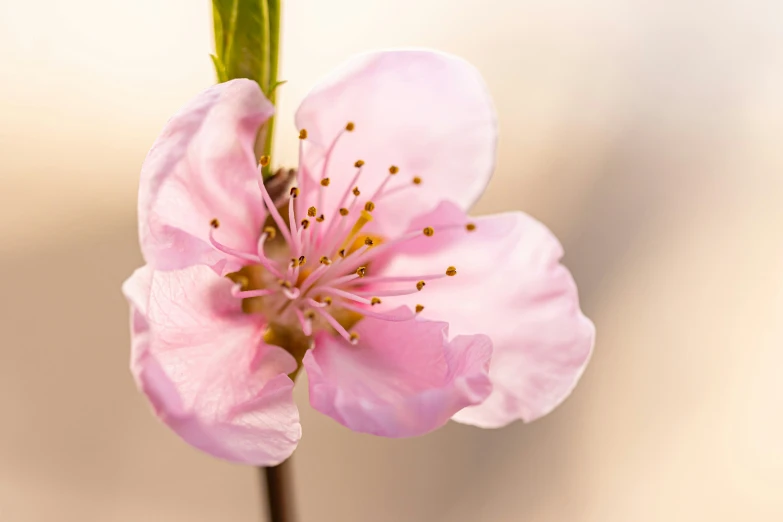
415 304 424 313
466 223 476 232
298 255 307 266
349 332 360 345
345 122 355 131
364 201 375 212
290 258 297 268
364 237 374 246
371 297 381 306
389 165 399 175
259 155 270 167
319 256 332 265
308 206 317 217
339 208 349 216
356 266 367 277
290 187 300 198
263 226 277 239
323 296 333 305
416 281 426 291
316 214 325 222
299 129 308 140
423 226 434 237
352 187 361 196
413 176 422 185
280 280 293 289
321 178 330 187
446 266 457 276
300 219 310 229
338 249 346 258
354 159 365 168
210 218 220 229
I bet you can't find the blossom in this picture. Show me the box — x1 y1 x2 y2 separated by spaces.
123 50 594 465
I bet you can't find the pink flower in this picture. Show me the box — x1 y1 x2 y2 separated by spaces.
123 50 595 465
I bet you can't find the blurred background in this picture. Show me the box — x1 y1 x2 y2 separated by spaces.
1 0 782 520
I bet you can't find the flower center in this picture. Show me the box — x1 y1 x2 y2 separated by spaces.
207 122 473 348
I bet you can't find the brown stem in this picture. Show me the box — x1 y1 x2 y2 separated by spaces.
261 459 295 522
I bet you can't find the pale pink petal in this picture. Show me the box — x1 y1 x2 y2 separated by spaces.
295 50 496 236
122 265 300 465
139 79 272 274
303 315 492 437
380 201 595 427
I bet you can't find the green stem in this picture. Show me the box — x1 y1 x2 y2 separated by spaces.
261 0 281 179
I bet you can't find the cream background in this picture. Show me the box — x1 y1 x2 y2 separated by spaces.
1 1 782 520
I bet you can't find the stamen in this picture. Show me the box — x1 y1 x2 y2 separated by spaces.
210 218 220 228
446 266 457 276
299 129 308 139
371 297 381 306
298 263 332 294
352 187 361 196
349 332 360 345
415 304 424 313
263 226 277 239
232 287 276 299
301 219 310 229
316 215 325 222
466 223 476 231
255 232 284 279
298 255 307 266
345 122 355 132
346 272 447 286
423 226 434 236
417 281 426 291
306 298 328 308
294 308 313 336
290 187 300 198
320 256 332 265
208 223 263 264
338 249 346 258
259 155 270 167
364 237 374 246
318 286 373 304
364 201 375 212
313 306 354 343
389 165 399 175
321 178 330 187
356 266 367 277
258 179 293 245
413 176 422 185
308 206 317 217
282 287 301 300
339 208 349 216
340 301 414 322
354 159 365 168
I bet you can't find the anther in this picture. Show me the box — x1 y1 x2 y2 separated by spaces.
371 297 381 306
356 266 367 277
263 226 277 239
415 304 425 313
364 237 374 246
259 155 270 167
345 122 355 131
290 258 297 268
280 280 293 289
413 176 422 185
339 208 349 216
338 249 346 258
316 214 325 222
235 275 250 290
304 310 316 320
320 256 332 265
416 281 426 291
423 226 434 237
290 187 300 198
321 178 330 187
299 129 308 140
210 218 220 229
323 296 333 305
301 219 310 229
466 223 476 232
349 332 360 345
389 165 399 175
298 255 306 266
364 201 375 212
446 266 457 276
352 187 361 196
354 159 365 168
308 206 317 217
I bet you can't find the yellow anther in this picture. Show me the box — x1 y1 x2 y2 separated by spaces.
466 223 476 232
356 266 367 277
290 258 297 267
423 226 434 237
389 165 399 175
416 281 426 291
364 201 375 212
308 206 317 217
298 255 306 266
301 219 310 229
299 129 308 140
304 310 316 320
415 304 424 313
413 176 422 185
352 187 361 196
320 256 332 265
339 208 349 216
345 122 355 131
321 178 331 187
290 187 300 198
316 214 325 222
364 237 374 246
280 280 293 289
259 155 270 167
349 331 360 344
263 226 277 239
338 249 346 258
371 297 381 306
446 266 457 276
323 296 333 305
210 218 220 229
354 159 365 168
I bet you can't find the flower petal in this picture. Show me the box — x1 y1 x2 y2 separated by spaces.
380 201 595 427
295 49 496 234
122 265 300 465
303 315 492 437
139 79 272 274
